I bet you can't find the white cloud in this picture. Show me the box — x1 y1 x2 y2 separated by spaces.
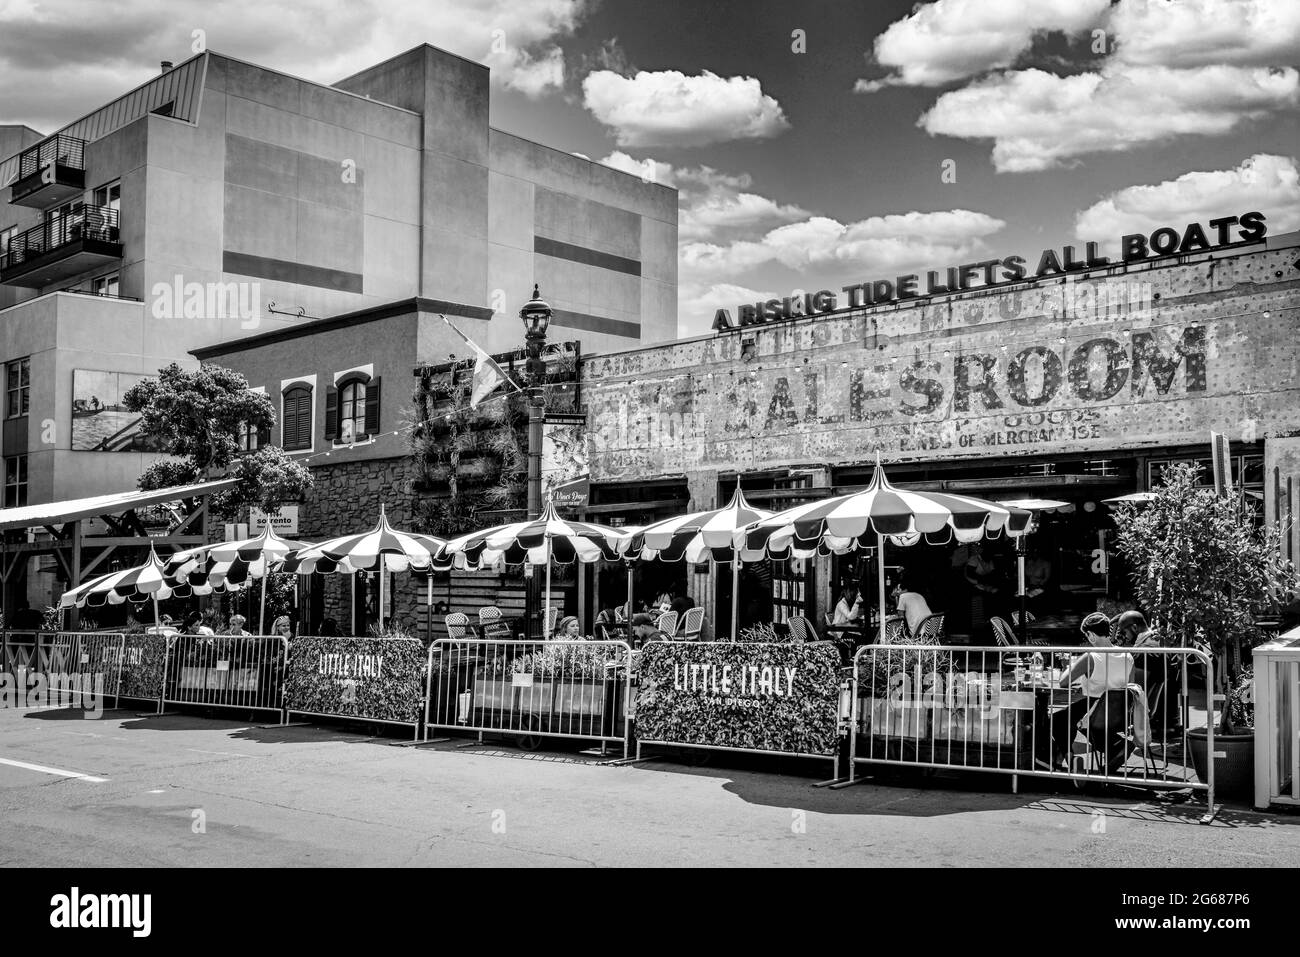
680 209 1007 286
921 64 1300 172
582 69 790 147
497 45 567 98
677 282 776 338
857 0 1109 90
0 0 589 129
1109 0 1300 68
597 152 807 243
1074 153 1300 241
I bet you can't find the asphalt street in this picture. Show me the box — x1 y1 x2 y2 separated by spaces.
1 704 1296 867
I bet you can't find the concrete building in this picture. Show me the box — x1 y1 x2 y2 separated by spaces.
0 44 677 610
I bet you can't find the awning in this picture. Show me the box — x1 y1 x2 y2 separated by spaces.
0 478 238 531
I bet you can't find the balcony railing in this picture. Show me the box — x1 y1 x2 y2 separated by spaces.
9 134 87 207
0 204 122 286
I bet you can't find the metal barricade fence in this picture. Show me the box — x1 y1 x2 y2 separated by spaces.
117 632 170 709
54 632 127 707
851 643 1215 809
424 638 633 756
162 634 288 721
1 630 40 673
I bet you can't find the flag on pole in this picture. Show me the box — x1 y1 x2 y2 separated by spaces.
443 316 518 407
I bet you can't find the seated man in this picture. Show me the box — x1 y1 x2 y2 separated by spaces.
1118 610 1179 738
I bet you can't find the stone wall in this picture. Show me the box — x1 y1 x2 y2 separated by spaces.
297 455 432 635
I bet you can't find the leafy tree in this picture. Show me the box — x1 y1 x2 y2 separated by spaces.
124 362 313 521
1112 462 1297 731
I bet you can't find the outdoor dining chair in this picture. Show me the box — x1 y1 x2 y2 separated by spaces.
478 605 511 639
990 617 1019 646
655 611 679 638
543 606 559 638
680 607 705 640
1070 685 1158 782
787 615 818 642
912 614 945 644
1011 609 1037 629
444 612 473 641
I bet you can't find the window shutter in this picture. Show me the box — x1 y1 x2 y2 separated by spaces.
324 385 338 440
363 376 381 437
298 389 313 449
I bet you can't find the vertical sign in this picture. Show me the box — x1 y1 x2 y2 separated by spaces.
1210 431 1233 497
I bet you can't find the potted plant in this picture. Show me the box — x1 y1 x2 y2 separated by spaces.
1112 462 1296 797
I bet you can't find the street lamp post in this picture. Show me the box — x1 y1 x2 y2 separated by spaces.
520 284 551 636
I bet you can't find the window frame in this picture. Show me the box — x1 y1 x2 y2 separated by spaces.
280 379 315 453
5 357 30 419
4 454 28 508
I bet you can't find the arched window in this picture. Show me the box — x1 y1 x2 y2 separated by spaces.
281 384 313 451
338 379 366 444
325 374 381 444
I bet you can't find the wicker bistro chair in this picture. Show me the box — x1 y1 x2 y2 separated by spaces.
680 607 705 640
444 612 474 641
912 614 945 644
478 605 511 640
1011 610 1037 629
655 611 680 639
990 616 1019 646
787 614 818 642
1070 684 1158 781
543 606 560 638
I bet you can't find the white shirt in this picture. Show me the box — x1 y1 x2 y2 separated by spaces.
897 591 933 636
833 598 862 625
1079 651 1134 698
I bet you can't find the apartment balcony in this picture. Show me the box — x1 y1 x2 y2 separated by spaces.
0 205 122 287
8 134 87 208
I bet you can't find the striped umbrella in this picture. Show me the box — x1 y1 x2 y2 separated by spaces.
281 506 446 629
59 549 245 626
165 526 313 633
738 460 1031 643
621 486 773 639
440 503 629 636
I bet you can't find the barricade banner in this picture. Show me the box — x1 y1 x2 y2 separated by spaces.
635 640 842 756
284 636 426 725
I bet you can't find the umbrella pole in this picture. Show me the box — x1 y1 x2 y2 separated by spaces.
1017 533 1027 634
626 564 634 619
426 573 433 645
877 534 887 645
730 559 739 641
544 552 552 638
378 555 386 632
259 572 267 635
153 594 160 631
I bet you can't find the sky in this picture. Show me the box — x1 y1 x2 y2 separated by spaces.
2 0 1298 337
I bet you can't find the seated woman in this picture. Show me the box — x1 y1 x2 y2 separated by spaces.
594 605 623 640
832 585 863 625
895 571 933 638
1038 612 1135 772
553 615 583 640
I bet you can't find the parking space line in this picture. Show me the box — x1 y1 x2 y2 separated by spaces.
0 757 108 783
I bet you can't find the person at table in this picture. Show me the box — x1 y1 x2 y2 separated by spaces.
1118 610 1178 737
653 589 673 612
832 585 863 626
184 611 214 637
225 614 251 637
895 571 933 638
1023 549 1052 615
628 612 663 649
271 615 293 640
670 592 695 619
553 616 583 640
964 543 1000 631
1037 613 1135 772
594 605 621 640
